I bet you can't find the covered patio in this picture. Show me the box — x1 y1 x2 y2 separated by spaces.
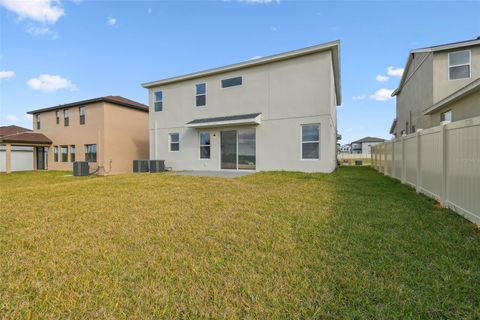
0 126 51 173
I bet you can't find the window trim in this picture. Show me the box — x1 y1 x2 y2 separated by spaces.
169 133 180 152
448 50 471 81
154 90 163 112
56 111 60 124
440 109 452 123
70 145 76 162
61 145 68 162
36 114 41 130
79 106 85 125
195 83 207 107
84 144 97 163
301 123 321 161
64 109 69 127
221 76 243 89
199 132 211 160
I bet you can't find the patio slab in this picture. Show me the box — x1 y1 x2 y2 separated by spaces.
169 170 255 178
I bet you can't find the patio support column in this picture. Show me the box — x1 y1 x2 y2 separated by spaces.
5 143 11 174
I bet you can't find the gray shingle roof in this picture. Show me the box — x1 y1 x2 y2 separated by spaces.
351 136 386 144
186 113 261 125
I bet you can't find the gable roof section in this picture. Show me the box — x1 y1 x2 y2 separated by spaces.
27 96 149 114
393 38 480 97
423 78 480 115
142 40 342 105
0 132 52 144
186 113 262 128
351 136 386 144
0 125 31 137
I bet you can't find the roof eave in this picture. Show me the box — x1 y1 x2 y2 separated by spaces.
423 79 480 115
27 97 148 114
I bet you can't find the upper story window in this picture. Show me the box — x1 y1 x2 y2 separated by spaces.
196 83 206 107
301 124 320 160
36 114 41 130
169 133 179 152
56 111 60 124
448 50 470 80
154 91 163 112
221 76 242 88
441 110 452 123
79 106 85 125
64 109 69 127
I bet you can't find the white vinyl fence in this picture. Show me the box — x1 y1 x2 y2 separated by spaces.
371 116 480 224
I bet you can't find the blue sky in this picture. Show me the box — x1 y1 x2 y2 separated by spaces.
1 0 479 144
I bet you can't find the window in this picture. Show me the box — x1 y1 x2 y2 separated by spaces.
221 76 242 88
56 111 60 124
301 124 320 159
85 144 97 162
196 83 206 107
154 91 163 112
441 110 452 122
449 50 470 80
199 132 210 159
36 114 41 129
64 109 69 126
53 146 58 162
169 133 179 152
79 106 85 125
61 145 68 162
70 145 76 162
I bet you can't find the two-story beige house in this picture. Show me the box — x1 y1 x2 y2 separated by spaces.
27 96 149 175
142 41 341 173
390 38 480 137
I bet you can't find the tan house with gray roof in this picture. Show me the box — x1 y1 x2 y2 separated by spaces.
26 96 149 175
390 38 480 137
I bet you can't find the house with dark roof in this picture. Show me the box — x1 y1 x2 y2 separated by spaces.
0 125 51 172
390 37 480 137
25 96 149 175
142 41 341 173
350 137 385 154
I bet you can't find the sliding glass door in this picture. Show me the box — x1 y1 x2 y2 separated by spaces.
220 128 256 170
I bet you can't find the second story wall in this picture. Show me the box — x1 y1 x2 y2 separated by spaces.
396 52 434 134
432 45 480 103
148 51 335 130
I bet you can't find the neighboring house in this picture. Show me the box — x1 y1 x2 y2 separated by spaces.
339 144 351 153
0 125 39 172
350 137 385 154
27 96 149 175
142 41 341 173
390 37 480 137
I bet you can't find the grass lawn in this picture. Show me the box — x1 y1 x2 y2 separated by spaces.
1 167 479 319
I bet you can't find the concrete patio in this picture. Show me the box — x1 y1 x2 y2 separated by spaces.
169 170 255 178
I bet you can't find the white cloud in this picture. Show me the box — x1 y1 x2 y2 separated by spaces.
6 114 18 122
352 94 366 101
369 88 394 101
387 66 404 77
23 113 33 120
376 75 389 82
0 0 64 24
107 17 117 26
0 70 15 79
27 74 78 92
248 55 262 60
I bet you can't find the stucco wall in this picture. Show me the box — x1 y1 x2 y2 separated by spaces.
103 103 149 174
430 90 480 126
395 52 434 136
148 50 338 173
432 46 480 103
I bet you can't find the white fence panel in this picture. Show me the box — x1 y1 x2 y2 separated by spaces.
371 116 480 225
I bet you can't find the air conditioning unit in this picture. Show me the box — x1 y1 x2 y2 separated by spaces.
133 160 149 172
73 161 89 176
149 160 165 173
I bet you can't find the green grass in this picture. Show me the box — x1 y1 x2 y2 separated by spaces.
1 167 479 319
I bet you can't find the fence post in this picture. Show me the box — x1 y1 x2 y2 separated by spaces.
401 136 406 183
416 129 422 193
440 124 447 206
383 143 387 175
